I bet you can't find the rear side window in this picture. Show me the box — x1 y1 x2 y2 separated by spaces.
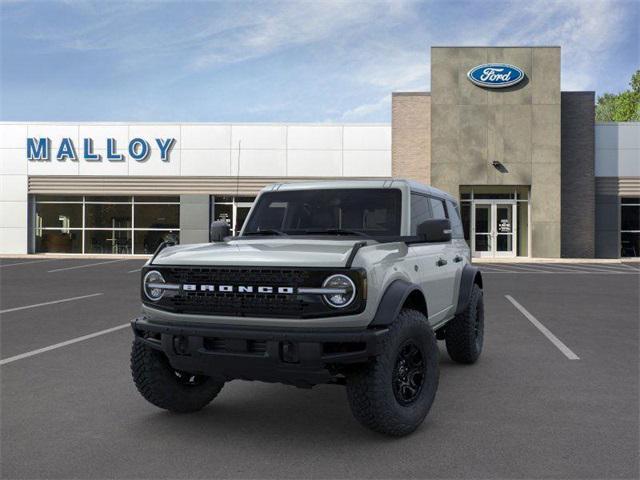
429 197 447 220
410 193 432 234
446 200 465 239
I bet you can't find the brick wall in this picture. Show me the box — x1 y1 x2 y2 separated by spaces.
561 92 596 257
391 93 431 184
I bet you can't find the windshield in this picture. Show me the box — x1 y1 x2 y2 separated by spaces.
242 188 402 237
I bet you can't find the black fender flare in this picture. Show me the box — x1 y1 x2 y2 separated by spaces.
369 279 427 327
455 264 483 315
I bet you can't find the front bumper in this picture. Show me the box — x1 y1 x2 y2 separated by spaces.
131 317 389 387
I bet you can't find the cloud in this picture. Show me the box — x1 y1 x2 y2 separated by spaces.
341 94 390 121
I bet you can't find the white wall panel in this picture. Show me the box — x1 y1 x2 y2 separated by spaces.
181 149 231 176
618 149 640 177
595 123 640 177
287 150 342 176
181 125 231 149
594 125 618 150
0 149 27 175
231 125 286 150
78 125 129 156
287 126 342 150
343 126 391 150
618 123 640 149
78 152 129 176
0 227 28 254
27 124 79 148
128 124 181 150
128 149 181 176
0 124 28 149
232 149 286 176
27 158 80 175
343 150 391 177
0 201 28 228
0 174 28 201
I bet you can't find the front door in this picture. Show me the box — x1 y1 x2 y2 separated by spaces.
472 202 516 258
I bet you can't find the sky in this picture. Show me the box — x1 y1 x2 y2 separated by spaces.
1 0 638 123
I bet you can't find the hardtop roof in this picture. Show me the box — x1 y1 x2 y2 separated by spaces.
262 179 456 202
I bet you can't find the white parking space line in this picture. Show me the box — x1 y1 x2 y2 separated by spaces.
481 264 552 273
128 268 142 273
0 259 57 268
0 323 129 366
0 293 104 314
526 263 610 273
47 259 128 273
505 295 580 360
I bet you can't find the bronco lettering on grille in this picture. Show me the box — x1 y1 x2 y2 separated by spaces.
182 284 295 294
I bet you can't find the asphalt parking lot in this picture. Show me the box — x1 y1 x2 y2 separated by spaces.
1 258 638 479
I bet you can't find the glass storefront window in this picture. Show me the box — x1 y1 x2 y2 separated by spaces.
621 197 640 257
36 203 82 229
34 195 180 254
621 205 639 231
85 230 132 254
35 229 82 253
134 231 179 254
85 196 132 203
134 204 179 229
621 232 639 258
134 196 179 203
85 204 131 229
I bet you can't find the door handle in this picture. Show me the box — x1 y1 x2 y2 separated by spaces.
436 258 447 267
453 255 463 263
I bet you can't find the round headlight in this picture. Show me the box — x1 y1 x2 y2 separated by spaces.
322 274 356 308
143 270 165 301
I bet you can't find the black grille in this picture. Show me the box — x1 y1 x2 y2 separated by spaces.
145 266 365 319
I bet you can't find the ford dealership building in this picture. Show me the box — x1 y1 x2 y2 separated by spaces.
1 47 638 259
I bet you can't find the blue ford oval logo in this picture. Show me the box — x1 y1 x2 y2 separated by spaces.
467 63 524 88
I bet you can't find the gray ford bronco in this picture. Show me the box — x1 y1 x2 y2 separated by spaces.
131 180 484 436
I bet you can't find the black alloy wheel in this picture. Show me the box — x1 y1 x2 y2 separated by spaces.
392 340 425 406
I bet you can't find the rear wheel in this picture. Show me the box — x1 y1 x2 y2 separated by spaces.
131 339 225 413
445 283 484 364
345 309 439 436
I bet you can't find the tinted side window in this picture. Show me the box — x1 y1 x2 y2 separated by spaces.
410 193 432 234
446 200 464 239
429 197 447 220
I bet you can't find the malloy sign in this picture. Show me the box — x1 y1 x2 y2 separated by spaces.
467 63 525 88
26 137 176 162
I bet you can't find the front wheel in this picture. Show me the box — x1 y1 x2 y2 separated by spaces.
345 309 439 436
131 339 225 413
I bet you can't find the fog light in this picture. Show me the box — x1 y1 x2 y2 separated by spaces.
281 341 299 363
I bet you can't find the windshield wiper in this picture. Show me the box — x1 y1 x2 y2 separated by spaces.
302 228 371 238
243 229 287 236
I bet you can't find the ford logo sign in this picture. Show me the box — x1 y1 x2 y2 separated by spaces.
467 63 524 89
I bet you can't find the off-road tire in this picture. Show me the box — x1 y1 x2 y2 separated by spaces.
445 283 484 364
131 339 224 413
345 309 439 436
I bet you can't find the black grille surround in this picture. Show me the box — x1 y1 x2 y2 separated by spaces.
142 266 366 319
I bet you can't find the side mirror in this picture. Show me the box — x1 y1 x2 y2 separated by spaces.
210 220 231 242
417 219 452 243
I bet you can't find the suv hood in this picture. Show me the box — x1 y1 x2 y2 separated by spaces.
151 238 365 268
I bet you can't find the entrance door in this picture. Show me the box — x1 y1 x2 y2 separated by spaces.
494 203 516 257
473 203 493 258
233 202 253 235
472 202 516 258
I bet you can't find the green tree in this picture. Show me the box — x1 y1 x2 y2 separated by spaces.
596 70 640 122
